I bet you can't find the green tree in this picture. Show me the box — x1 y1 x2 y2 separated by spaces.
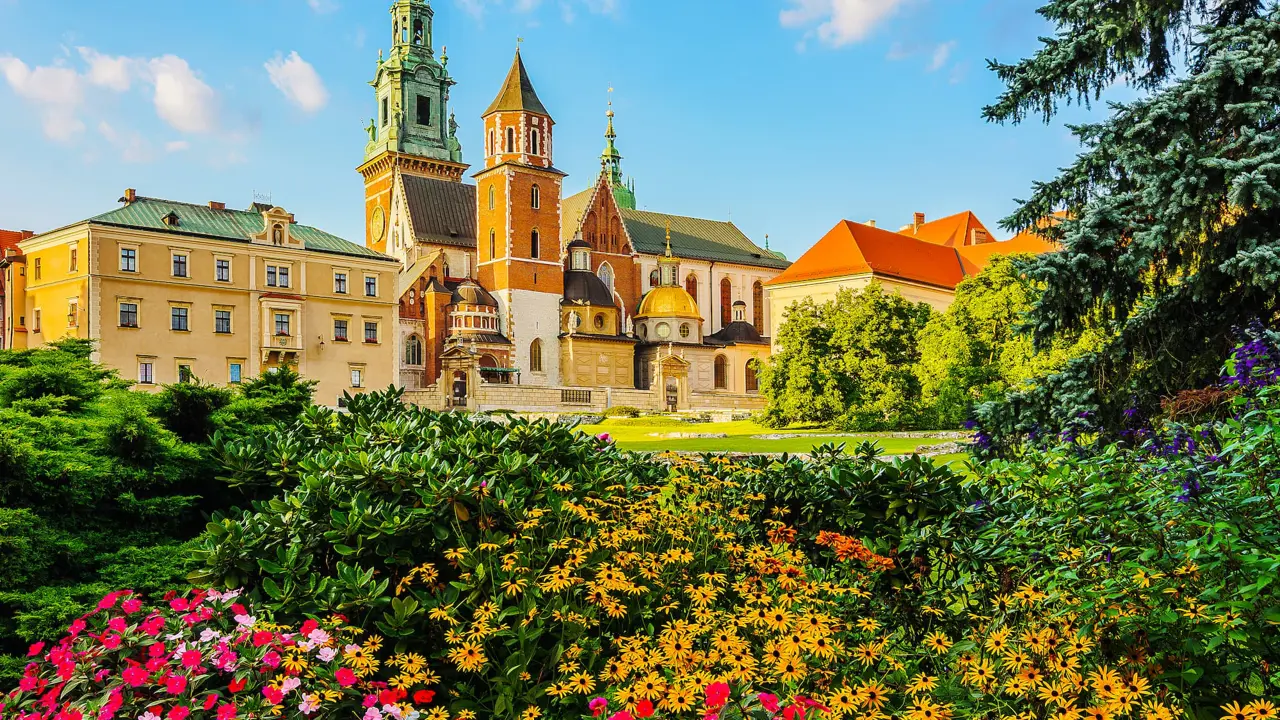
761 283 933 430
915 255 1101 427
977 1 1280 443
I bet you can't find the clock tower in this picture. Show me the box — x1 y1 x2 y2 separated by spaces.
359 0 468 255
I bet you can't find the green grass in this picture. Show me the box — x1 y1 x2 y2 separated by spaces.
576 417 958 456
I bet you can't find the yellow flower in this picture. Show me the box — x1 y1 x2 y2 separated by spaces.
570 672 597 695
519 707 542 720
1082 706 1112 720
905 675 937 695
446 642 486 672
1247 700 1278 720
924 631 952 654
855 681 890 710
1220 701 1250 720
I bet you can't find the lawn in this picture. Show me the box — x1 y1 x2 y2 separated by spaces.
575 417 961 456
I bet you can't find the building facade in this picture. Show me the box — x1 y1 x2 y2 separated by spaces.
0 229 34 350
0 193 400 404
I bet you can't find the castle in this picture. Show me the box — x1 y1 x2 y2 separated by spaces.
361 0 788 413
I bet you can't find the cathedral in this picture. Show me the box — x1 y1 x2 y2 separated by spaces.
360 0 789 412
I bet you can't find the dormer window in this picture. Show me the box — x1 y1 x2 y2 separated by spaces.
162 212 180 227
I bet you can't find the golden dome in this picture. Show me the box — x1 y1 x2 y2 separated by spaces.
637 286 701 319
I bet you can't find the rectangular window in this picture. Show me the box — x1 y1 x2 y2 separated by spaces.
278 266 290 288
172 254 188 278
178 364 193 383
120 248 137 272
69 248 78 272
229 362 243 384
171 307 189 331
274 313 291 336
119 302 139 328
214 309 232 334
416 95 431 125
32 309 41 332
33 258 41 280
67 300 78 327
138 362 155 385
334 272 348 294
364 275 378 297
351 368 364 388
381 97 388 126
266 266 277 287
215 259 231 282
333 319 349 342
364 321 378 344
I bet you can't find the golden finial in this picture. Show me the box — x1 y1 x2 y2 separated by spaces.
665 221 672 256
607 86 614 118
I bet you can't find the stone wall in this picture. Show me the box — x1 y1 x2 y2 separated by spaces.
401 382 764 414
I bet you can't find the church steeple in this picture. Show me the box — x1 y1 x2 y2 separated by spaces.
599 97 637 210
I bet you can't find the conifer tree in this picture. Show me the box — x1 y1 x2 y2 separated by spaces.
977 1 1280 443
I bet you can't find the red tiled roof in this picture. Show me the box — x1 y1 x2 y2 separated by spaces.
0 229 33 255
956 232 1057 276
899 211 993 247
765 220 965 289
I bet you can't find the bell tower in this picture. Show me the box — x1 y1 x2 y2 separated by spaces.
476 49 567 385
359 0 468 254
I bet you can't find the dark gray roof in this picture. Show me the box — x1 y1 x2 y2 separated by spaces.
451 279 499 307
562 270 616 307
706 321 769 346
403 175 477 248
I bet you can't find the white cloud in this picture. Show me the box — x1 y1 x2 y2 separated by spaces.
0 56 86 140
78 47 133 91
97 120 154 163
927 40 955 72
780 0 909 47
265 51 329 113
144 55 218 133
165 140 190 152
455 0 616 19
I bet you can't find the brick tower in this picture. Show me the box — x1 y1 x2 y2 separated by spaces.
359 0 468 255
475 49 566 386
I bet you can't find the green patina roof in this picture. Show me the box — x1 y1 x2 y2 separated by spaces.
484 50 549 117
561 188 789 270
88 197 394 261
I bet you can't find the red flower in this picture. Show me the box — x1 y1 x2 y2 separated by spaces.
335 668 357 687
169 598 189 612
636 699 655 719
164 675 187 695
97 592 122 610
107 617 127 633
216 703 237 720
299 619 319 636
181 650 202 670
168 706 190 720
782 705 805 720
27 642 45 657
122 599 143 614
230 604 247 616
251 632 275 648
705 682 731 709
68 619 87 637
148 643 167 659
412 690 435 705
262 687 284 706
122 667 149 687
609 713 634 720
228 678 247 694
203 694 219 711
101 635 122 650
140 617 165 636
758 694 780 713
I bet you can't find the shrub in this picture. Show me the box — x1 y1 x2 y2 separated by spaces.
603 406 642 419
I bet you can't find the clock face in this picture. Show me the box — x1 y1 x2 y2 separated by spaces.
656 322 672 339
370 206 387 243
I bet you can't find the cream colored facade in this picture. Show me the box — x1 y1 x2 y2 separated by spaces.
766 274 956 349
7 205 400 406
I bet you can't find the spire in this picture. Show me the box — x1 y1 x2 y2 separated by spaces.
664 221 672 257
484 49 549 116
599 88 637 210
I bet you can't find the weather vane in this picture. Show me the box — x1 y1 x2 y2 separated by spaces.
517 37 524 49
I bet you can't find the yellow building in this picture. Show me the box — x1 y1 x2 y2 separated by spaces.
1 190 400 405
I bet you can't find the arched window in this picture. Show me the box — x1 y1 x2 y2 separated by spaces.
529 129 540 155
685 273 699 308
506 127 515 153
488 185 495 211
531 230 540 259
529 339 543 372
745 360 759 393
413 19 424 45
649 269 660 288
598 262 614 290
404 335 424 366
753 281 765 334
531 184 540 209
720 278 733 327
714 355 728 390
489 229 496 258
393 20 399 44
408 289 416 306
488 129 495 156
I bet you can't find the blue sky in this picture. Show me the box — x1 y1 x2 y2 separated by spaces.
0 0 1111 260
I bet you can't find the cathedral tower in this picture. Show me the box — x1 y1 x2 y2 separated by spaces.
476 50 566 385
359 0 467 254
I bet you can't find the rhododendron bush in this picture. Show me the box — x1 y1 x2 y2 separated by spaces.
0 590 436 720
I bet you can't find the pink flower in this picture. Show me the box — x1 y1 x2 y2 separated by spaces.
216 704 237 720
758 694 780 713
261 651 281 669
68 619 87 637
335 668 357 687
362 696 378 708
27 643 45 657
589 698 609 718
122 667 149 687
609 713 634 720
298 695 321 715
262 687 284 706
169 598 189 612
280 677 301 696
180 650 202 670
597 433 613 443
122 599 143 615
107 617 127 633
363 708 383 720
164 675 187 695
705 682 731 709
140 618 165 637
101 635 122 650
148 643 167 659
167 707 189 720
